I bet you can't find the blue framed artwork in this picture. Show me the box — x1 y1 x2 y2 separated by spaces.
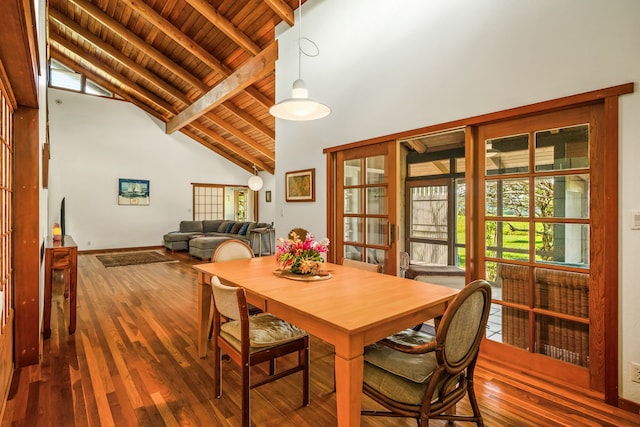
118 178 150 205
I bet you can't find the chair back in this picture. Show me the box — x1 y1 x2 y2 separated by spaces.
288 228 309 240
341 258 382 273
212 239 254 263
211 276 246 321
436 279 492 370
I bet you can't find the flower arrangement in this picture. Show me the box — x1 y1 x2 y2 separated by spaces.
275 231 329 275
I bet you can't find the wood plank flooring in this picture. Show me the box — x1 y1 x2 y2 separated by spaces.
2 250 640 426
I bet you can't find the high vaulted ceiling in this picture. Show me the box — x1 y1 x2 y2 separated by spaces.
48 0 309 175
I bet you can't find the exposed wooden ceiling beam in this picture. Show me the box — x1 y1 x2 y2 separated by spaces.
118 0 274 111
222 101 275 140
51 47 272 174
184 0 261 55
50 49 169 121
263 0 295 27
50 34 175 117
166 41 277 134
54 1 276 150
124 0 228 77
405 140 426 153
50 10 190 108
203 113 275 161
181 127 255 174
66 0 207 93
190 121 273 174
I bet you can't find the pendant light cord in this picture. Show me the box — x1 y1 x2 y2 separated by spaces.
297 0 320 81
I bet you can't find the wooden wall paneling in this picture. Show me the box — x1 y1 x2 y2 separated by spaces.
13 106 40 367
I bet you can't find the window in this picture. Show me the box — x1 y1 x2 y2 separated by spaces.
0 83 13 334
49 59 115 98
192 184 224 221
192 183 256 222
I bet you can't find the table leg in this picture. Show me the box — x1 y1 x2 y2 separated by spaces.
334 346 364 426
198 272 212 358
43 259 53 339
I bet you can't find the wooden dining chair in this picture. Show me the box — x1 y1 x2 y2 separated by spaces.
211 239 254 262
361 280 492 426
208 239 261 339
341 257 382 273
211 276 310 427
288 227 309 240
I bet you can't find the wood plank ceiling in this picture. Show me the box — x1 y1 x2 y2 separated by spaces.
47 0 308 174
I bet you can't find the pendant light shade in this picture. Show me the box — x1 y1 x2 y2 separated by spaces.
270 79 330 121
248 175 263 191
270 0 330 121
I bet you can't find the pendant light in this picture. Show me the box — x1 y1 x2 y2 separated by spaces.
269 0 330 121
248 165 263 191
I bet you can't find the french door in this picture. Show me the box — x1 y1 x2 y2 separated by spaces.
330 142 398 275
474 104 607 392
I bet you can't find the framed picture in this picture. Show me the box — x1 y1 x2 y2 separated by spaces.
285 168 315 202
265 190 272 203
118 178 150 206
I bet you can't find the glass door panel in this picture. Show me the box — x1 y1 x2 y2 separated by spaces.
336 143 396 274
478 106 597 388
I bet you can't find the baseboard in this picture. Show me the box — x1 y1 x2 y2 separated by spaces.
79 245 164 255
619 397 640 415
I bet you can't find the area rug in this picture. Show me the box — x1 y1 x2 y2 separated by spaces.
96 251 177 268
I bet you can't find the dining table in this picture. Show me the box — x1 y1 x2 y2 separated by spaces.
193 256 459 427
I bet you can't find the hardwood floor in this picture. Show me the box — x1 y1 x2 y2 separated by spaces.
2 250 640 426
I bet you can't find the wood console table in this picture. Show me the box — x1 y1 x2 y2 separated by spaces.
43 235 78 338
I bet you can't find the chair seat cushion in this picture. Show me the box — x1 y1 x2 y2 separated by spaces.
364 329 436 383
364 361 430 406
220 313 307 351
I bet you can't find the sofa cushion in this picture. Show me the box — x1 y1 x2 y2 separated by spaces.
217 221 234 233
238 222 250 235
164 232 199 242
246 222 268 236
230 222 244 234
203 220 224 233
179 221 203 233
225 222 235 233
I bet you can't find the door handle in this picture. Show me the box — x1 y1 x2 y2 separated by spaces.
389 223 395 244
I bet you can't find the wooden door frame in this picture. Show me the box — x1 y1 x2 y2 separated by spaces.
326 141 398 274
473 104 602 393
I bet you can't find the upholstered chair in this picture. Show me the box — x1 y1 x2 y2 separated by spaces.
361 279 492 426
211 277 310 427
211 239 254 262
208 239 261 339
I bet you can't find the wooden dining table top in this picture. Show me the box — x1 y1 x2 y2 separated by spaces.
194 256 458 343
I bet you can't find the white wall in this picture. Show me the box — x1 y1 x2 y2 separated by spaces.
47 88 275 251
273 0 640 403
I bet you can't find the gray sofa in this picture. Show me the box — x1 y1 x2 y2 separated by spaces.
163 220 270 258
